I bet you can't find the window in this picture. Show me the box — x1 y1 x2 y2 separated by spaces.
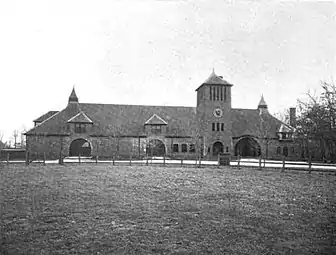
75 123 86 133
182 144 187 153
291 147 295 154
221 123 224 131
217 86 220 100
189 144 195 153
220 87 223 101
277 146 281 154
212 123 215 131
226 146 229 152
224 87 227 101
217 123 220 131
213 86 216 100
283 147 288 157
173 144 179 153
210 86 212 100
151 125 161 134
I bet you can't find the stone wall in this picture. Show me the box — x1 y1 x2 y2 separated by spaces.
26 135 63 159
26 134 203 160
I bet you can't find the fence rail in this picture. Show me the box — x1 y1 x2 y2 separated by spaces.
1 153 336 174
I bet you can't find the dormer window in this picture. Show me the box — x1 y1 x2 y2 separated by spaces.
151 125 162 134
278 123 294 141
67 111 93 134
144 114 168 135
75 123 86 133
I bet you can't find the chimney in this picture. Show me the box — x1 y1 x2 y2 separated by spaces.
289 107 296 127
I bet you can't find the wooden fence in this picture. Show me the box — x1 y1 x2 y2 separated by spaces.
1 152 336 174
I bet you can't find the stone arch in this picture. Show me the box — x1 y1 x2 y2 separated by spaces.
213 141 224 156
146 139 166 157
235 136 261 157
69 138 91 157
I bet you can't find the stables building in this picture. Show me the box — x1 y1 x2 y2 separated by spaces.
25 70 298 160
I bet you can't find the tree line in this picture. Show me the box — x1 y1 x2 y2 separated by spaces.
295 81 336 162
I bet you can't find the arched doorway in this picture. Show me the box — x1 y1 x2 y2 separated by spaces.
69 138 91 157
146 139 165 157
213 141 224 156
235 136 261 157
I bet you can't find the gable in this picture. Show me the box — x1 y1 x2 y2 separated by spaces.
144 114 168 125
67 111 93 124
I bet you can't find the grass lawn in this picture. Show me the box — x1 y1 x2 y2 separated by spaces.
0 164 335 255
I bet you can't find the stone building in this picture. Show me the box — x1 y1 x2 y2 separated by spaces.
25 70 299 160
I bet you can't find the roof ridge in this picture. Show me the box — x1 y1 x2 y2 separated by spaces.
79 102 196 109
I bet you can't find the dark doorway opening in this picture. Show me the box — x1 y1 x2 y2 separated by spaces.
69 139 91 157
146 139 166 157
213 141 224 156
235 137 261 157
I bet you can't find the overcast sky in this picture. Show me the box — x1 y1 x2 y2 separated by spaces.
0 0 335 142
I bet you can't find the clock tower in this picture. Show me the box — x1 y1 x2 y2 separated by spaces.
196 69 233 158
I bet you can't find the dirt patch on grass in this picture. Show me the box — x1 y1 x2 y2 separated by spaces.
1 165 335 254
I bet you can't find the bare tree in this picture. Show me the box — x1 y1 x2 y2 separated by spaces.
296 80 336 161
20 127 27 149
273 108 290 125
12 130 19 148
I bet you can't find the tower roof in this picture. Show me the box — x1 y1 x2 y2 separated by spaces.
258 95 268 108
196 69 232 91
68 87 78 103
203 69 231 85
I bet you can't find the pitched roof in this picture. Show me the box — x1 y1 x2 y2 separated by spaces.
195 70 232 91
203 69 231 85
231 109 284 138
33 111 59 123
67 111 93 124
26 103 197 136
145 114 168 125
27 102 286 139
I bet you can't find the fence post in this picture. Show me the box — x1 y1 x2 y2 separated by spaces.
217 154 220 166
146 157 148 166
25 151 29 166
129 155 132 166
282 156 285 172
308 156 312 174
181 158 183 167
237 154 241 169
113 156 115 166
43 152 46 166
7 153 9 166
79 154 81 164
259 155 262 169
96 156 98 164
163 155 165 167
264 158 266 168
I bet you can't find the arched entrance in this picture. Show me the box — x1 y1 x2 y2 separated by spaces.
146 139 166 157
213 141 224 156
235 136 261 157
69 138 91 157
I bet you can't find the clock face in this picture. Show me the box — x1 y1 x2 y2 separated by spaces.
213 108 223 118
